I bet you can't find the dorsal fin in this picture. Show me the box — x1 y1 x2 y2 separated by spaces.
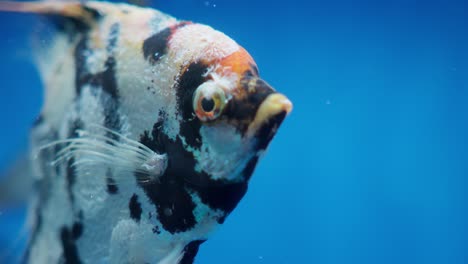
0 1 101 29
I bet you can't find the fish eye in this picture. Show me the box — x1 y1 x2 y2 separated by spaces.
193 82 226 122
201 97 215 112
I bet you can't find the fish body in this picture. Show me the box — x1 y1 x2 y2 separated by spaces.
0 2 292 263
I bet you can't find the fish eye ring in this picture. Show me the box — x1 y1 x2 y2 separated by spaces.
193 82 227 122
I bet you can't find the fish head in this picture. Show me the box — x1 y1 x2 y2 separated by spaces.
181 47 292 184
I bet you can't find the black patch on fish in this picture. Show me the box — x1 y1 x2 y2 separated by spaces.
135 170 197 233
242 156 259 181
65 157 76 200
74 24 120 99
129 194 143 222
65 119 84 203
45 4 102 42
74 25 122 141
139 117 166 153
106 170 119 194
192 182 247 224
47 17 91 36
101 23 120 100
101 57 121 138
176 62 209 149
142 27 171 63
96 23 121 127
142 22 191 63
137 125 197 233
138 118 248 228
82 5 103 20
72 222 83 239
180 240 206 264
176 62 209 119
100 23 120 101
255 111 287 151
224 78 275 135
60 226 82 264
74 36 88 95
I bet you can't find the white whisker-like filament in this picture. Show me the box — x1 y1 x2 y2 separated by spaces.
75 130 154 157
37 124 168 184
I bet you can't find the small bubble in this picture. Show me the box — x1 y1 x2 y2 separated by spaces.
325 99 331 105
204 1 216 7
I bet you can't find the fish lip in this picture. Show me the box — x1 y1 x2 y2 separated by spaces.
265 93 293 115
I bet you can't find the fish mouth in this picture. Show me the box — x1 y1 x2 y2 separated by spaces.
247 93 292 150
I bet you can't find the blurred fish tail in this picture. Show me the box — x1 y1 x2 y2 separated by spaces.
0 155 33 206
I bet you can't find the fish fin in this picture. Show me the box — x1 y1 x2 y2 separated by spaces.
0 1 101 29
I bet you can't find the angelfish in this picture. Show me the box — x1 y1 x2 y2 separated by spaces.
0 1 292 263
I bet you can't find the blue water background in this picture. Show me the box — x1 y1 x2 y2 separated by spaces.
1 0 467 263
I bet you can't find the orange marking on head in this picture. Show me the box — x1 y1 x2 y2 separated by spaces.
217 47 258 76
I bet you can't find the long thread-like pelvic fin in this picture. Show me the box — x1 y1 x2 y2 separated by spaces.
0 1 100 26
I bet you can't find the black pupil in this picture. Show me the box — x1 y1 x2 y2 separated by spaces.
201 97 215 112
